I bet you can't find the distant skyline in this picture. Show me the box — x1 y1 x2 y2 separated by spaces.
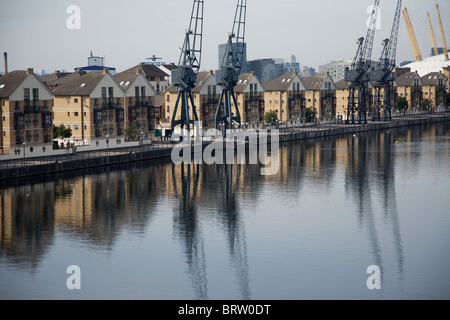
1 0 449 75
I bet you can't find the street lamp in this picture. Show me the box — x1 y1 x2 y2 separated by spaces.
23 142 26 166
106 135 109 153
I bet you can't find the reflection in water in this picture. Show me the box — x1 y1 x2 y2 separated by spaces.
0 122 449 299
171 163 208 300
217 163 250 300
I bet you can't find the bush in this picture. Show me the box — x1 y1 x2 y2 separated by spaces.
53 124 72 139
264 111 278 126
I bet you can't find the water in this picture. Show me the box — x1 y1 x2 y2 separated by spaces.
1 122 449 300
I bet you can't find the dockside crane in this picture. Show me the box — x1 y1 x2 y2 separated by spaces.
214 0 247 137
370 0 402 122
345 0 380 124
171 0 204 138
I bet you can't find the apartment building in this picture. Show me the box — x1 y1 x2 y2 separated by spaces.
233 72 265 129
263 72 306 125
0 68 54 155
114 68 157 135
420 71 447 109
395 71 423 111
52 68 126 141
303 73 336 122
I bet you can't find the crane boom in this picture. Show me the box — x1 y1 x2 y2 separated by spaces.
403 8 422 61
428 12 439 56
436 3 449 60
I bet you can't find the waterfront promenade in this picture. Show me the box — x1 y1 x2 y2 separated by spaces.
1 112 449 181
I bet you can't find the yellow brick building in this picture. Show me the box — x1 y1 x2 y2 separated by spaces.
263 72 306 126
0 68 54 155
303 73 336 122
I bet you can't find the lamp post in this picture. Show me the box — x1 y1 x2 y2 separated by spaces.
106 135 109 154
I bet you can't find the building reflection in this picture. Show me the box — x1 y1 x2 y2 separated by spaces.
0 161 167 269
0 183 55 270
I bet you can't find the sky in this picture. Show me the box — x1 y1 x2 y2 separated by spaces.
0 0 449 75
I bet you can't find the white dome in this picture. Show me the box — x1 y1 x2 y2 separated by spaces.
404 54 450 76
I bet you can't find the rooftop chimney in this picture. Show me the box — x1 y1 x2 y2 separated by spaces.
3 52 7 74
27 68 34 74
104 68 109 74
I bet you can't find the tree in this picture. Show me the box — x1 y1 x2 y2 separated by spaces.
396 96 408 113
304 107 317 122
53 124 72 139
264 110 278 126
421 98 432 113
125 122 140 141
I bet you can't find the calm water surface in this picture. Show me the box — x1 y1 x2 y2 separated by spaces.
1 122 449 300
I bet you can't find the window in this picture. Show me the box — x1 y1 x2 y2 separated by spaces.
24 88 30 106
74 125 79 130
74 112 79 117
68 112 70 116
101 87 107 107
74 98 78 103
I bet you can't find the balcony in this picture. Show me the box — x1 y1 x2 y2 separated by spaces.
245 92 263 102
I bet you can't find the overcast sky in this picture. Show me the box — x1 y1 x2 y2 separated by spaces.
1 0 449 75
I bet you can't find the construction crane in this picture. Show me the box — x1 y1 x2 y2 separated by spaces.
436 3 449 60
214 0 247 137
427 12 439 57
403 7 422 61
344 0 380 125
170 0 204 138
370 0 402 122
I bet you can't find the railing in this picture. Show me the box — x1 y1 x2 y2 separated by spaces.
0 140 176 171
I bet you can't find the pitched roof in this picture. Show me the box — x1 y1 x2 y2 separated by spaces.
395 71 422 86
52 70 115 96
0 69 54 98
303 73 330 90
234 73 258 93
41 71 72 84
192 71 214 93
45 70 87 88
0 70 28 98
334 79 351 90
114 70 140 91
263 72 301 91
121 64 168 79
420 72 446 86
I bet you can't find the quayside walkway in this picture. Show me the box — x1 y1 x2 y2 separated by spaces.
1 112 449 181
